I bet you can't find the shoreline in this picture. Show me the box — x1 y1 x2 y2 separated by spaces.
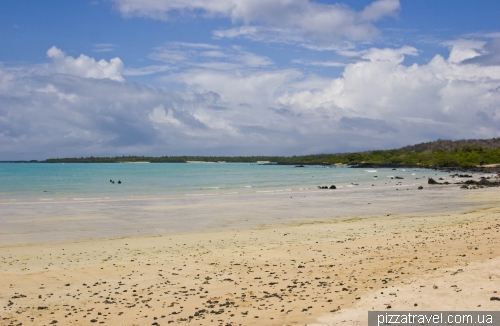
0 182 486 246
1 188 499 325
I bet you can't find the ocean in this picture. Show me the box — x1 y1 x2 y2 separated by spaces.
0 163 482 244
0 162 444 201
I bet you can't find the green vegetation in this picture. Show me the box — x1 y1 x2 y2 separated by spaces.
43 138 500 167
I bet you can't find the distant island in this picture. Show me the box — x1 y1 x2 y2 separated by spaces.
8 138 500 171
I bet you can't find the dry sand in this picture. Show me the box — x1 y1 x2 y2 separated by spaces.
1 188 500 326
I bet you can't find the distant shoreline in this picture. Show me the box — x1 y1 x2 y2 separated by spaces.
2 160 499 174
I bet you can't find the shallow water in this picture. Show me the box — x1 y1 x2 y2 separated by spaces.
0 162 457 201
0 163 485 244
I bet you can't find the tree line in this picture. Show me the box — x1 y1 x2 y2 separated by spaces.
42 138 500 167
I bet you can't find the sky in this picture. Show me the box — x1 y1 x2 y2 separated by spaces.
1 0 500 160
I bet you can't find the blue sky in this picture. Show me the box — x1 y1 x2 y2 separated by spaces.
1 0 500 159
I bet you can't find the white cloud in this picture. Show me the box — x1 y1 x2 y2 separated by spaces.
92 43 118 52
113 0 400 47
277 44 500 141
36 84 77 102
0 66 14 93
2 42 500 160
47 46 125 81
292 59 346 67
150 42 273 70
149 105 182 126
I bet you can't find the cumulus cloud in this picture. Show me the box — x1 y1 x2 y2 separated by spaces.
462 38 500 66
47 46 125 81
2 41 500 160
112 0 400 47
277 44 500 142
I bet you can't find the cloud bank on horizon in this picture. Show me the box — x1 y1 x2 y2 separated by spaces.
0 0 499 160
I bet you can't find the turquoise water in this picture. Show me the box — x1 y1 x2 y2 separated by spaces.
0 163 483 244
0 162 444 201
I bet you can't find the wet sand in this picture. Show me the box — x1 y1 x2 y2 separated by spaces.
1 187 500 325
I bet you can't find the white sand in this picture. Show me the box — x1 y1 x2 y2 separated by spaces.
1 187 499 325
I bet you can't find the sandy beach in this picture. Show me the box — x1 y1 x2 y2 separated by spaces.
1 186 500 326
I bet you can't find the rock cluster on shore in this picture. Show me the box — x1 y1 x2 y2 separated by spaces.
428 174 500 189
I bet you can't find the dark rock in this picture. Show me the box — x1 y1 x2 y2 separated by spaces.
478 178 491 186
329 185 336 189
490 297 500 301
395 176 404 179
460 185 469 189
418 186 423 190
428 178 439 184
118 180 122 184
294 165 305 168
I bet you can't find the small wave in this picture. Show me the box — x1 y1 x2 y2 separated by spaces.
244 186 252 188
364 170 377 172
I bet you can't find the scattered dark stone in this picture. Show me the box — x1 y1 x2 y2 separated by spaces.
329 185 336 189
50 320 58 324
294 165 305 168
478 178 491 186
414 303 418 307
418 186 423 190
38 306 48 310
460 185 468 189
428 178 438 184
395 176 404 179
118 180 122 184
490 297 500 301
90 319 98 323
